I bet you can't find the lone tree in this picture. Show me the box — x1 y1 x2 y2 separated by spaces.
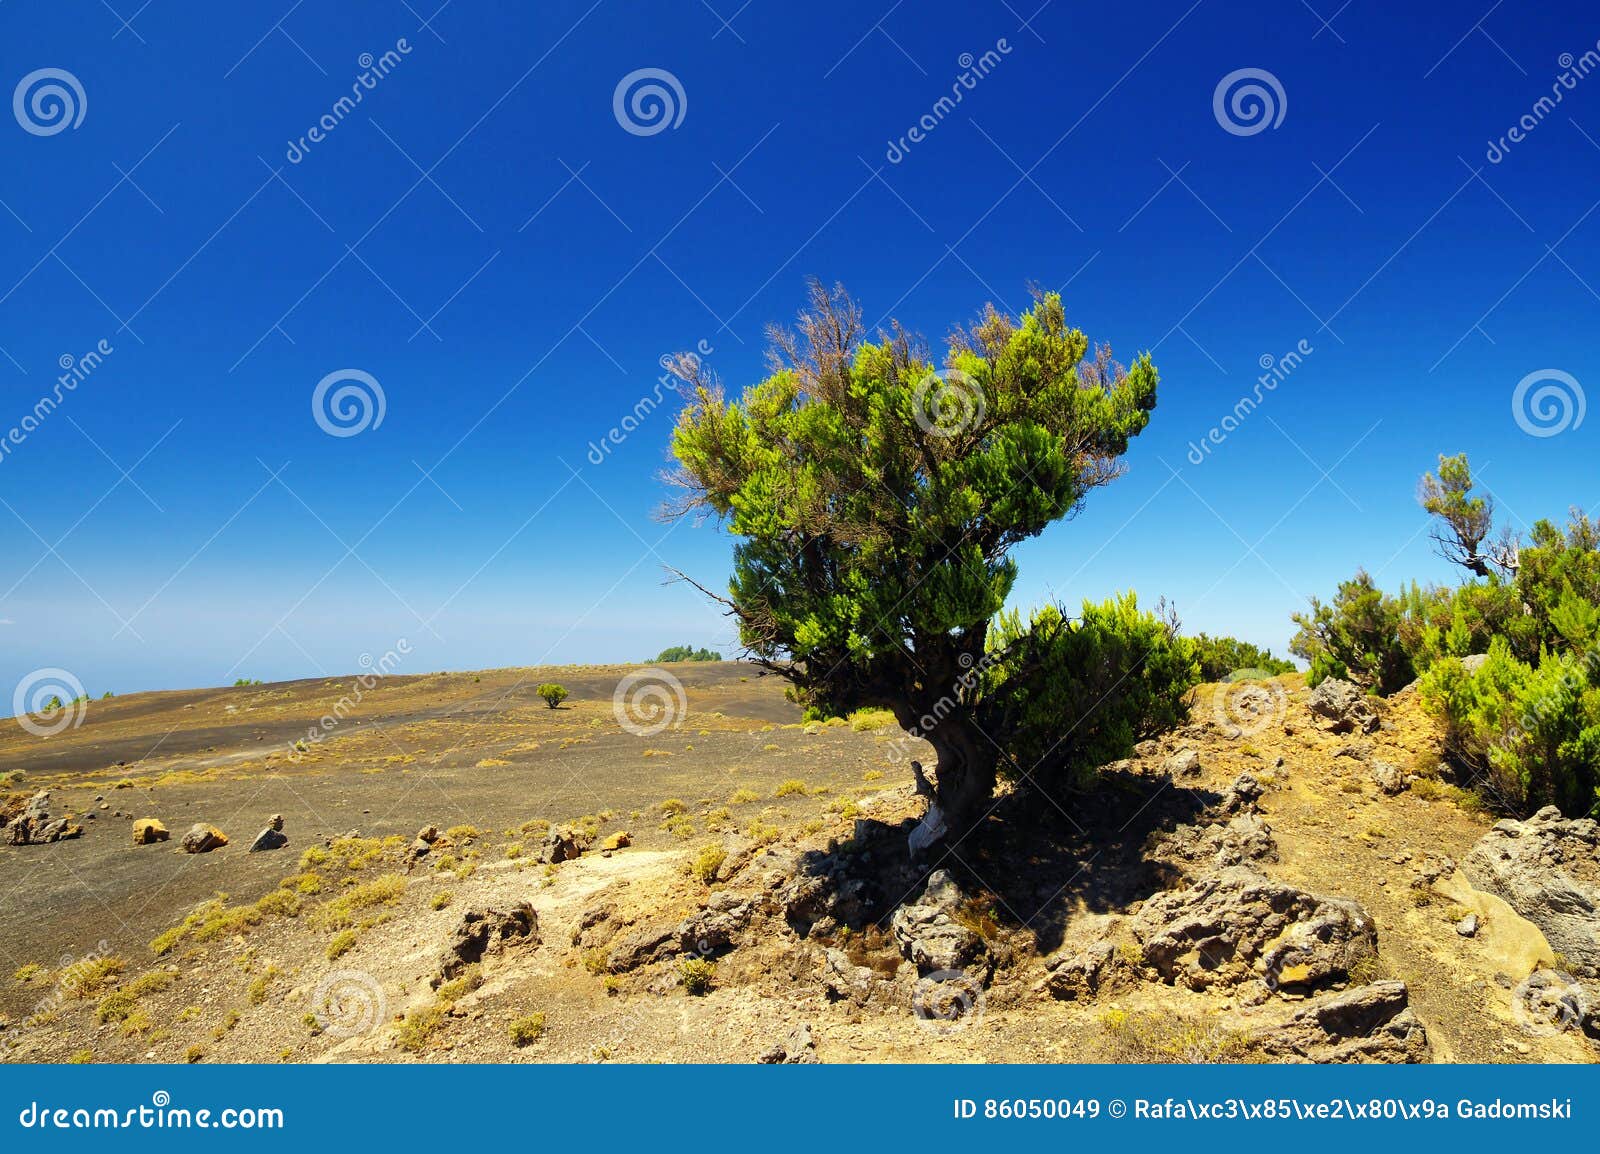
1419 452 1518 578
666 283 1196 840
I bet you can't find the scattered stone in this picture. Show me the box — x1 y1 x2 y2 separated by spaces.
539 825 589 864
571 903 623 950
1456 913 1479 937
757 1024 818 1064
1307 678 1380 735
435 903 539 986
889 870 984 975
599 830 631 851
822 949 881 1006
1463 806 1600 979
3 790 84 845
678 889 755 955
179 824 228 854
1333 742 1372 761
131 818 169 845
1165 749 1201 777
1371 761 1406 796
1043 941 1117 1001
1249 981 1428 1063
247 814 287 853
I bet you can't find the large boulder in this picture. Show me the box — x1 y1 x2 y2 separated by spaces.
247 814 287 853
131 818 169 845
180 823 228 853
1463 807 1600 980
434 903 539 985
1129 866 1377 992
889 870 984 975
1249 980 1428 1063
1307 678 1380 734
4 790 81 845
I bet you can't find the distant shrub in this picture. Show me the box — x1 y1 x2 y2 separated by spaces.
1290 570 1417 694
508 1013 547 1046
536 683 569 709
847 707 896 731
1189 633 1296 681
774 779 807 798
651 645 722 663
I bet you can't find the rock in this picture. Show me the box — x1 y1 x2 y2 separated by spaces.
1371 761 1406 796
1307 678 1380 735
599 830 631 851
1456 913 1479 937
572 902 622 949
1218 773 1265 815
1166 749 1201 777
890 870 984 974
1043 941 1117 1001
1463 807 1600 978
1133 739 1160 759
822 949 880 1006
1129 866 1377 993
678 889 755 955
180 824 228 853
435 903 539 985
605 924 680 973
1511 969 1590 1034
33 818 82 843
757 1024 818 1064
1460 653 1489 674
539 825 589 864
247 814 287 853
1250 981 1428 1063
1333 742 1372 761
131 818 169 845
416 825 439 844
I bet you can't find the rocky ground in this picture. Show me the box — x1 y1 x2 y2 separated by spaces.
1 663 1596 1064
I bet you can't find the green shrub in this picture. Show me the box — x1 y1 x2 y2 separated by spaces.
679 958 716 995
1290 570 1416 693
1190 633 1295 681
1420 641 1600 815
985 595 1198 791
651 645 721 663
508 1013 547 1046
536 683 569 709
688 843 726 885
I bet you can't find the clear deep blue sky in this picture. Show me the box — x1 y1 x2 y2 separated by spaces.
1 0 1596 698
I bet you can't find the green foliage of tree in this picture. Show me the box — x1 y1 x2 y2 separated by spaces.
1293 452 1600 817
1189 632 1295 682
667 282 1194 833
1420 641 1600 816
536 683 569 709
652 644 722 663
1289 570 1416 694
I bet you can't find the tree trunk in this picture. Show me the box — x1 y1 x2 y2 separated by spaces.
926 721 998 839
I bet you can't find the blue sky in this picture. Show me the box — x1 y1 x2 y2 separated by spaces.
1 0 1596 698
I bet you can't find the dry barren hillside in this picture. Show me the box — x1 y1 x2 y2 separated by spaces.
1 663 1595 1064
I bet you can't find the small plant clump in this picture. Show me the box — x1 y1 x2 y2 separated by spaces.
536 683 569 709
508 1013 547 1046
679 957 716 995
